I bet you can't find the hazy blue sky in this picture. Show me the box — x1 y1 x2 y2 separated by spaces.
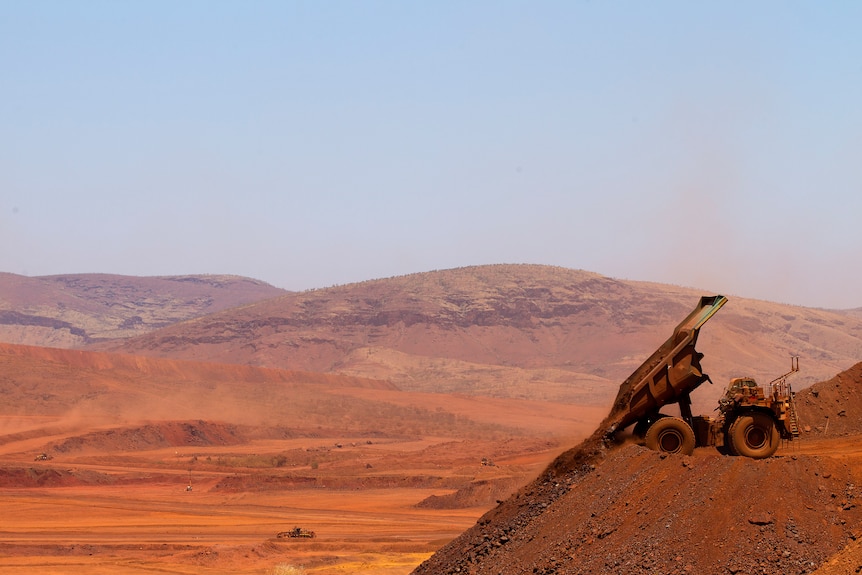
2 2 860 308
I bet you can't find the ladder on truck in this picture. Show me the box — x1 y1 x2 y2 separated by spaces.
770 356 801 439
787 396 801 438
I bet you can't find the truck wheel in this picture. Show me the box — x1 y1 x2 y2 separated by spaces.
728 412 779 459
721 429 739 456
645 417 695 455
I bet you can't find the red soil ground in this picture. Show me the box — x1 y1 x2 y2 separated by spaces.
0 422 571 575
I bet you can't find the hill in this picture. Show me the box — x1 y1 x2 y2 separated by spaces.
96 265 862 411
0 272 286 347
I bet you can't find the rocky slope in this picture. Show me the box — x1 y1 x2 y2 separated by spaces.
0 272 285 347
414 445 860 575
795 362 862 436
412 362 862 575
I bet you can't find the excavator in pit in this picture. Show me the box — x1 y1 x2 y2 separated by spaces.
605 295 800 459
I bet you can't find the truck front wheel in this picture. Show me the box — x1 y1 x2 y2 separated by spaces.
728 412 779 459
645 417 696 455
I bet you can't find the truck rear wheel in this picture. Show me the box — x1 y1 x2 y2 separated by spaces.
645 417 695 455
728 412 779 459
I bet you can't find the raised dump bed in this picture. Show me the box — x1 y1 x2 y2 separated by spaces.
604 295 797 459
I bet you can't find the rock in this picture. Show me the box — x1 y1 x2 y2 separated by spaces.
748 513 774 526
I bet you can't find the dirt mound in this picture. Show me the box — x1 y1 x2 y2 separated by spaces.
0 467 95 488
412 363 862 574
47 420 245 454
212 472 461 493
416 476 525 510
0 466 157 488
212 473 318 492
795 362 862 436
413 444 861 575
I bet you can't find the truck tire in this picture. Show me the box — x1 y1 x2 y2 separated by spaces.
722 429 739 456
645 417 696 455
728 412 779 459
633 414 665 438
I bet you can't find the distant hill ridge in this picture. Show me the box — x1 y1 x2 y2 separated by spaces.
0 272 286 347
86 264 862 406
2 265 860 406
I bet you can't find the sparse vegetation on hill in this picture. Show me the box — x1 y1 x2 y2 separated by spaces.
93 265 862 408
3 265 860 410
0 272 285 346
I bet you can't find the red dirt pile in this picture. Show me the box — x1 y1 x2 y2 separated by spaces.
417 477 525 510
413 446 860 575
46 420 245 453
795 362 862 436
0 466 178 488
412 363 862 575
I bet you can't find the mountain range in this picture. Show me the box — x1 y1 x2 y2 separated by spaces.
0 272 286 347
2 264 861 412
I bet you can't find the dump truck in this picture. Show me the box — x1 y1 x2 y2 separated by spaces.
605 295 799 459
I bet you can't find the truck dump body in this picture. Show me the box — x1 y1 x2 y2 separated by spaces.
605 295 727 436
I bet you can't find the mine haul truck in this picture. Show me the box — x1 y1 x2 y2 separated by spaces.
605 295 800 459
